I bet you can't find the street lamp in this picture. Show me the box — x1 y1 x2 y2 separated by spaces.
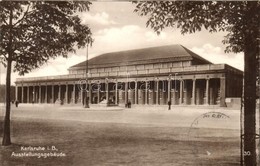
84 43 90 108
84 36 93 108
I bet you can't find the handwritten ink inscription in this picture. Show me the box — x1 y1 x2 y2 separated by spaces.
202 112 228 119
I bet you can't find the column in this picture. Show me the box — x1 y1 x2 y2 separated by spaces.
156 80 159 105
33 86 35 103
27 86 30 103
97 85 100 104
15 85 18 101
209 82 214 105
106 80 109 105
183 80 188 104
58 84 61 101
220 77 226 107
179 80 183 104
52 84 54 103
21 85 24 103
83 81 89 107
145 81 148 104
167 79 171 102
66 84 68 104
35 87 38 103
97 89 100 104
192 79 196 105
81 84 83 105
115 81 118 104
125 81 128 105
205 78 209 105
134 81 138 104
73 84 76 104
89 83 92 104
45 85 48 103
39 85 41 103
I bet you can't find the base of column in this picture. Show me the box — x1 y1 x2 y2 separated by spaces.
220 102 227 107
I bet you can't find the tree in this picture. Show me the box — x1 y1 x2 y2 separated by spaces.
0 85 15 103
134 1 259 166
0 1 93 146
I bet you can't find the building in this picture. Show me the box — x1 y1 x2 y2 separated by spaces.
15 45 243 107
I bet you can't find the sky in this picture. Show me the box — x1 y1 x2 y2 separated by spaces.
0 2 244 85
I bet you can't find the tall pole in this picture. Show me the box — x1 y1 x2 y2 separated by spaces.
257 33 260 165
84 43 89 108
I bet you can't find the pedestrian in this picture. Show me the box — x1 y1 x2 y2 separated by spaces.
15 100 19 107
168 100 171 110
128 100 131 108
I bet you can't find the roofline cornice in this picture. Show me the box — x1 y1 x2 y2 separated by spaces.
69 56 193 70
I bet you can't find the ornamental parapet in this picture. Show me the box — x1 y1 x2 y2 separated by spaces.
15 64 241 84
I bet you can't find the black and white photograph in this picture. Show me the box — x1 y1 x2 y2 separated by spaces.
0 1 259 166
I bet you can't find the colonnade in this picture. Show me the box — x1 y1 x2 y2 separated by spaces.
110 78 222 106
16 77 226 106
16 84 82 105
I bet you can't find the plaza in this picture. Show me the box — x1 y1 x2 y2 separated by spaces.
0 104 241 166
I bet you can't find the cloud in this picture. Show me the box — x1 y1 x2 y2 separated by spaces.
93 25 145 53
1 54 86 85
145 31 167 42
0 71 19 85
0 3 245 86
0 64 17 85
92 25 173 54
25 54 86 77
191 44 244 71
0 73 6 85
80 12 117 25
96 25 140 43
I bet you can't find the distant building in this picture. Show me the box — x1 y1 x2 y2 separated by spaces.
15 45 243 107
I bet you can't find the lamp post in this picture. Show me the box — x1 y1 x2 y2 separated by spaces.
84 35 93 108
84 42 90 108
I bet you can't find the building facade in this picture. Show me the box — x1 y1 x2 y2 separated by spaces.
15 45 243 107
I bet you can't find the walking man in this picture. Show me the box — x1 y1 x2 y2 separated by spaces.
168 100 171 110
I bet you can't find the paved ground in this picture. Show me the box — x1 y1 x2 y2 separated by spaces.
0 118 240 166
0 103 254 165
0 103 241 129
